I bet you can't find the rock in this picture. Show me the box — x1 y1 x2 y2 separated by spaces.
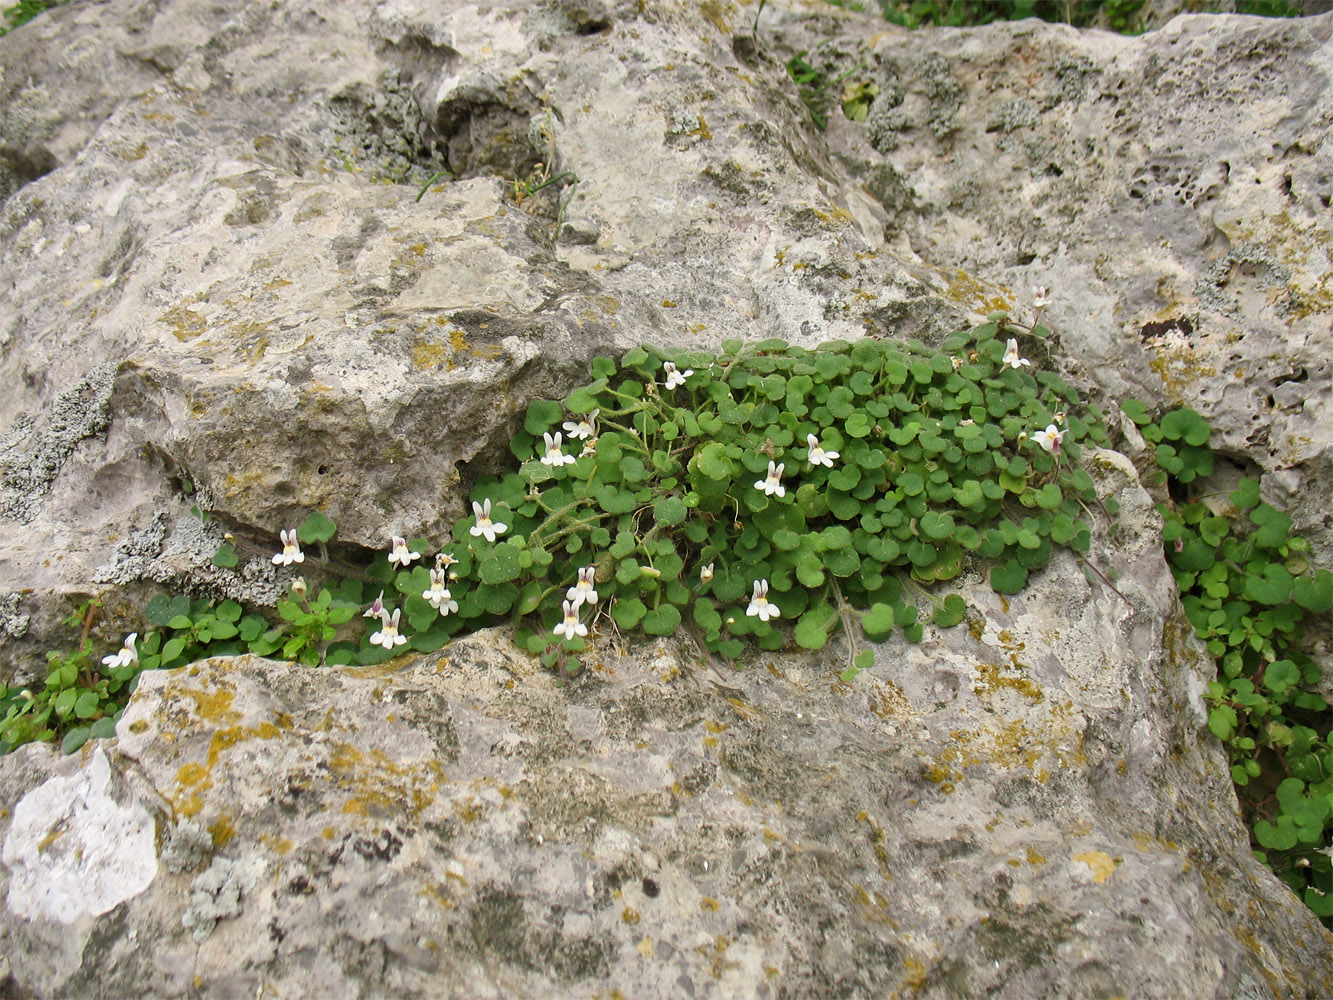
783 6 1333 561
0 0 1331 994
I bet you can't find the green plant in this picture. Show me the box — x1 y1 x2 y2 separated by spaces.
448 319 1112 681
5 323 1119 764
0 598 132 754
0 0 65 36
785 52 876 130
1124 402 1332 927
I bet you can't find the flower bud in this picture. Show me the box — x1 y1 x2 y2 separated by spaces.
700 563 714 583
291 576 308 598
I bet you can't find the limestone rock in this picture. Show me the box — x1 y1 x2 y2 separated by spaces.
1 0 1331 994
778 6 1333 558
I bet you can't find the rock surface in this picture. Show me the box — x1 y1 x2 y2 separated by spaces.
1 0 1331 995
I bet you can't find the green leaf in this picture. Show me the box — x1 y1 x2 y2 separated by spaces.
1293 569 1332 612
862 603 896 639
1229 478 1261 510
695 442 733 481
1208 704 1237 740
1253 816 1298 851
654 495 687 527
144 595 174 626
1250 504 1292 549
1244 564 1293 606
595 485 636 514
918 510 954 540
524 398 563 435
990 560 1028 594
479 543 523 585
933 594 966 628
1120 399 1152 426
642 604 682 636
61 726 92 755
90 717 118 740
167 614 194 630
298 509 337 544
211 544 238 568
794 603 838 650
1263 659 1300 694
612 597 647 630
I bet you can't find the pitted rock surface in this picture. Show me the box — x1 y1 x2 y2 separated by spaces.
1 0 1331 995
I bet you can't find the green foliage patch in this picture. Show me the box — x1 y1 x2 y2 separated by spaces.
1124 400 1332 927
3 317 1115 750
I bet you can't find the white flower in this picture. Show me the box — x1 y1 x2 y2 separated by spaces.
470 499 508 543
1002 338 1031 370
700 563 714 584
422 569 459 615
363 590 386 619
388 535 421 567
370 608 407 649
806 433 839 469
553 599 588 640
540 431 576 467
566 566 599 608
1031 424 1065 456
951 356 963 371
663 361 693 390
746 580 780 622
754 460 786 498
562 409 599 441
579 438 598 458
290 576 308 598
1033 286 1050 309
436 551 458 570
1053 410 1065 425
101 633 138 669
272 529 304 566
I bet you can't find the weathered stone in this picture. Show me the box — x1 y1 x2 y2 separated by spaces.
781 6 1333 561
1 0 1331 994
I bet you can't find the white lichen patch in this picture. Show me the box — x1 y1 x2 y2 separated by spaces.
2 748 157 924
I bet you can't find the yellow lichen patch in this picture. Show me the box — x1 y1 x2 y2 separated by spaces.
692 116 713 141
897 955 929 995
261 834 294 854
924 761 961 793
176 685 242 726
699 897 720 912
208 813 236 848
941 268 1013 314
176 762 209 787
621 907 641 924
1147 343 1217 403
207 720 285 770
1072 851 1120 884
413 339 448 369
704 719 729 734
159 305 207 341
699 0 731 32
972 660 1044 704
867 678 911 721
1026 847 1046 866
327 742 445 822
661 300 678 308
636 936 654 958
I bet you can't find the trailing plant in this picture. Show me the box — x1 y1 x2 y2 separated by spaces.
1123 400 1332 928
3 315 1121 749
0 599 129 754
